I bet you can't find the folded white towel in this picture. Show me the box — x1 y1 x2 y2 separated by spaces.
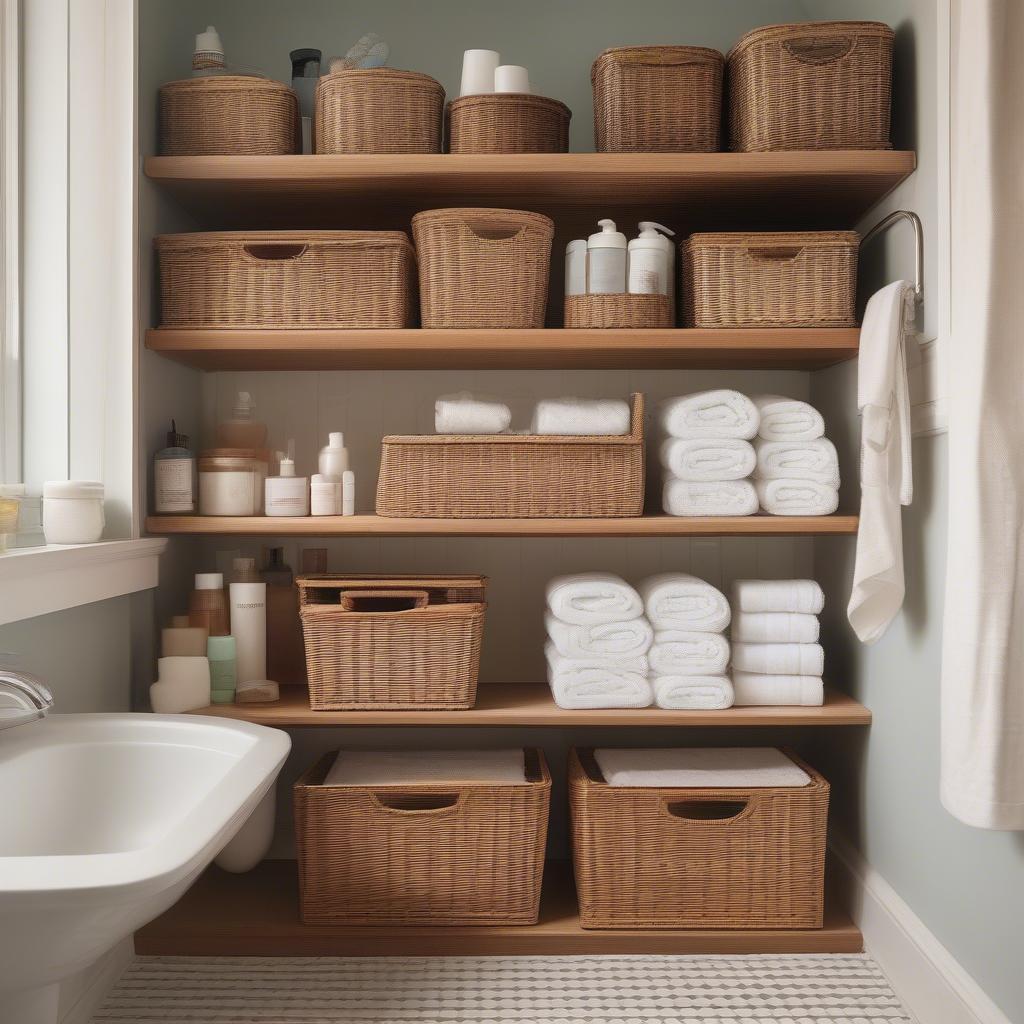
659 437 756 482
545 644 653 709
653 674 734 710
593 747 811 788
533 397 631 436
731 672 825 707
755 438 840 486
324 749 526 786
731 611 820 644
663 478 759 517
660 389 760 440
639 573 731 632
434 394 511 434
650 630 730 675
546 572 643 626
753 395 825 442
756 478 839 516
731 578 825 615
731 642 825 676
545 612 653 661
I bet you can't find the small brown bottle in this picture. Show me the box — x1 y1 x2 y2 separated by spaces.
188 572 230 637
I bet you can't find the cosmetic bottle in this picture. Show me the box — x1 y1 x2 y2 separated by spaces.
290 48 321 153
586 219 627 294
265 444 309 517
565 239 587 297
154 420 196 514
192 25 225 75
627 221 676 299
342 470 355 516
207 634 238 704
318 432 349 478
150 657 211 714
188 572 230 636
216 391 267 450
229 557 267 686
263 547 305 686
161 615 209 658
310 474 342 516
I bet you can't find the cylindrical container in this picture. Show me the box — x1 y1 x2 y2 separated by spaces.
310 474 342 516
0 494 18 551
189 572 230 636
161 616 209 657
265 452 309 517
318 432 349 477
42 481 105 544
192 25 224 75
153 420 196 514
198 450 269 516
586 219 627 294
230 557 267 685
342 471 355 516
495 65 530 93
460 49 500 96
565 240 587 297
627 221 675 296
150 656 211 714
207 634 238 704
0 485 43 548
217 392 267 449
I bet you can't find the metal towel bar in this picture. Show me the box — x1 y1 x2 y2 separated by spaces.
861 210 923 304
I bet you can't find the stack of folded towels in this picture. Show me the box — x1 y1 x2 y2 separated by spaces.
545 573 654 709
435 394 631 436
729 578 825 706
641 573 734 709
658 389 759 517
753 395 840 516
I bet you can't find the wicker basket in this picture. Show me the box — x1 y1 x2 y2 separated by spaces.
159 76 300 156
377 393 645 519
569 747 829 929
413 208 553 329
156 231 416 329
315 69 445 154
682 231 859 328
728 22 894 151
564 293 672 329
295 748 550 926
447 94 571 154
296 574 486 710
592 47 724 153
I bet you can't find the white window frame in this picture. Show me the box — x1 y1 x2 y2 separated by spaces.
0 0 19 484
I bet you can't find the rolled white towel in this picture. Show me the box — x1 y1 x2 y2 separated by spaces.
732 671 825 706
639 573 731 632
545 612 653 661
435 394 511 434
653 674 734 710
650 630 730 676
664 478 759 517
731 611 820 644
660 389 759 440
753 395 825 442
756 478 839 516
533 397 631 436
755 438 840 486
545 644 653 709
731 578 825 615
659 437 756 482
546 572 643 626
731 642 824 676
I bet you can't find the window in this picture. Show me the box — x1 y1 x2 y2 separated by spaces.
0 0 18 485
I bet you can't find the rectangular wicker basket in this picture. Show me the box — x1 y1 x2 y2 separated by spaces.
376 393 645 518
569 747 829 930
295 748 551 926
156 231 416 329
564 293 672 329
447 94 571 154
682 231 859 328
296 574 487 710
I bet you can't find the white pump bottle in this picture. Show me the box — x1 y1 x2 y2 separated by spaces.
586 219 627 294
627 221 676 306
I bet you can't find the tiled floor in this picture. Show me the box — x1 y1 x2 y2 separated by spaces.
92 953 913 1023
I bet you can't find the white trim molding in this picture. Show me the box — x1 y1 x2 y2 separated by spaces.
0 0 19 484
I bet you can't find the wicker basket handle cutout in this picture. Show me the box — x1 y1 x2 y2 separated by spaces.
368 792 467 816
459 215 530 245
340 589 430 612
661 797 752 823
242 243 309 262
782 35 856 64
746 246 805 263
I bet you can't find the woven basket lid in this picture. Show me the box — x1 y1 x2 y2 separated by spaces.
412 207 555 235
685 230 860 248
156 230 412 250
160 75 296 96
316 67 444 97
592 45 724 80
728 20 894 60
449 93 571 118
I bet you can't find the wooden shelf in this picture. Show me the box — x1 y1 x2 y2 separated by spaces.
190 682 869 727
145 513 858 538
136 860 861 957
146 326 859 372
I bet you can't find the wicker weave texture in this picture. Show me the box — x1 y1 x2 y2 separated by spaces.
682 231 858 328
376 394 645 519
157 231 416 329
159 76 300 156
569 747 829 930
315 69 445 154
447 94 571 154
413 208 553 329
564 293 672 329
592 47 724 153
728 21 894 151
295 748 551 925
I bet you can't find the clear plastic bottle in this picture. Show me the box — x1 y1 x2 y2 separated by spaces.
216 392 267 450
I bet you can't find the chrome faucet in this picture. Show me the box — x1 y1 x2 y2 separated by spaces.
0 668 54 731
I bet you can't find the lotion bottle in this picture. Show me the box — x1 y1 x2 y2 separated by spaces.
586 219 627 294
229 557 267 686
565 239 587 296
217 391 267 450
627 221 676 299
153 421 196 514
318 432 349 478
264 443 309 517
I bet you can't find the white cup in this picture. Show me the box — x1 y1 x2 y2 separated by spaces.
460 49 500 96
495 64 530 94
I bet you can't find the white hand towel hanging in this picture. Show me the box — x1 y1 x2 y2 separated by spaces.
847 280 915 644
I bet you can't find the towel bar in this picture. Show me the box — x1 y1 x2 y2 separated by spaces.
861 209 923 304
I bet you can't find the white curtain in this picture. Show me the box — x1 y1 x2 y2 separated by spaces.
941 0 1024 829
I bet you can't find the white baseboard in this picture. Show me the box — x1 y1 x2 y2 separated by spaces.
830 835 1010 1024
59 939 133 1024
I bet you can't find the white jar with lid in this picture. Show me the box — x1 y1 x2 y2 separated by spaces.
42 481 105 544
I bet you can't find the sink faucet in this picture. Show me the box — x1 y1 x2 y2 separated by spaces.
0 669 54 731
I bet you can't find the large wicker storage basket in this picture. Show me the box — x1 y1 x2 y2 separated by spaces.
564 293 672 329
156 231 416 329
295 748 551 925
377 393 645 518
682 231 859 328
569 747 829 929
728 22 894 151
413 208 554 328
297 575 486 710
592 47 724 153
159 76 300 156
447 94 571 154
315 69 445 154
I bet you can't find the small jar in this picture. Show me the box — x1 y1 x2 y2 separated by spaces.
42 481 105 544
0 494 18 551
198 449 269 516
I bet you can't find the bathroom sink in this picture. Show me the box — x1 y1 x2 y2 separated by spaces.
0 713 290 1021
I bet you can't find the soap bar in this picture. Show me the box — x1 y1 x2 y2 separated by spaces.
236 679 280 703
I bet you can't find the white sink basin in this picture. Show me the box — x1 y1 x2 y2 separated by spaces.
0 713 290 1022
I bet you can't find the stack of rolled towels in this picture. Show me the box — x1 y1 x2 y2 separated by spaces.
436 394 631 436
729 578 825 706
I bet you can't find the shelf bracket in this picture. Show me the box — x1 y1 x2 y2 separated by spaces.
861 209 924 305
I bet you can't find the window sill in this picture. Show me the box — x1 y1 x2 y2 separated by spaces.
0 537 166 626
